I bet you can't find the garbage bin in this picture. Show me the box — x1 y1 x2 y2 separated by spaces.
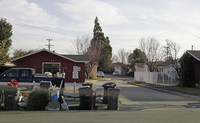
102 82 116 104
107 88 120 110
40 81 52 89
4 87 19 110
51 78 65 88
82 82 93 88
0 89 3 103
79 87 96 110
0 89 4 110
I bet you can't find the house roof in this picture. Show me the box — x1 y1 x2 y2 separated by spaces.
0 62 16 67
61 55 90 62
158 60 176 67
11 49 90 63
135 63 146 68
187 50 200 61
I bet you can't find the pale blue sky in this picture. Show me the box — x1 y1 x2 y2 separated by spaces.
1 0 200 57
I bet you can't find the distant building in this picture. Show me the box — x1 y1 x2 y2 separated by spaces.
134 63 148 72
112 63 123 75
157 60 177 73
88 65 98 78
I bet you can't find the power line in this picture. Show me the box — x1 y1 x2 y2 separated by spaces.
45 39 54 51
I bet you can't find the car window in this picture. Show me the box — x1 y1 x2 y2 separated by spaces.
6 69 19 77
21 70 30 77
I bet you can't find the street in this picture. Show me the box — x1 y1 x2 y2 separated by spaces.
1 75 200 123
102 75 200 111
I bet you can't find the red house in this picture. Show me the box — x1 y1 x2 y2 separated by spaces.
11 49 89 83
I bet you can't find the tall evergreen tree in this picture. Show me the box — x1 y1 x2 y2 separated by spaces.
0 18 12 65
91 17 112 72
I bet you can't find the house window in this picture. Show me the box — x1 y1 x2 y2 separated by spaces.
72 66 81 79
43 62 61 74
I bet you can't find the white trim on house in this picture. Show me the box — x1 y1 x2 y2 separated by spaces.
42 62 61 74
11 49 89 63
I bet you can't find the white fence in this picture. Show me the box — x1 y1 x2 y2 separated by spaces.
134 71 179 85
134 72 158 84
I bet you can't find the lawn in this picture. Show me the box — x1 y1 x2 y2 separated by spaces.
131 80 200 96
159 86 200 96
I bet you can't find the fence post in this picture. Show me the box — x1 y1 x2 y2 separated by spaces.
162 72 164 85
74 82 76 101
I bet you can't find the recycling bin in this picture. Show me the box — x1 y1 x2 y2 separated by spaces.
50 89 60 102
102 82 116 104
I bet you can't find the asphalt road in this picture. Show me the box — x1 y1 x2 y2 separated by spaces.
104 75 197 101
103 75 200 111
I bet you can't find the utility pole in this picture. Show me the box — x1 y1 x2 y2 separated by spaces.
46 39 54 51
166 46 169 61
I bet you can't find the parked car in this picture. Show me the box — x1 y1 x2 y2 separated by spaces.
112 71 119 76
0 68 54 82
97 71 104 77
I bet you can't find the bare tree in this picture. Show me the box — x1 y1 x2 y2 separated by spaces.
85 40 102 78
111 54 119 63
72 35 90 55
140 37 162 71
162 39 181 77
163 39 181 60
117 48 131 64
115 48 131 75
12 49 37 60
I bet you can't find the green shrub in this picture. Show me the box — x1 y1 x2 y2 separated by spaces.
28 89 49 110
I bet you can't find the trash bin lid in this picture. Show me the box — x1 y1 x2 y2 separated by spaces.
102 82 116 88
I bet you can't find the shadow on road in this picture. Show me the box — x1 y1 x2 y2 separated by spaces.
183 103 200 108
119 87 199 101
118 86 200 111
119 102 200 111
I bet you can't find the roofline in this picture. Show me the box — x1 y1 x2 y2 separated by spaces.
186 50 200 61
11 49 89 63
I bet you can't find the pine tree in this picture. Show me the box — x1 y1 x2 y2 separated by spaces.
0 18 12 65
91 17 112 72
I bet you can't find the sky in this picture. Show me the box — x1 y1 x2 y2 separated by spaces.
1 0 200 58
